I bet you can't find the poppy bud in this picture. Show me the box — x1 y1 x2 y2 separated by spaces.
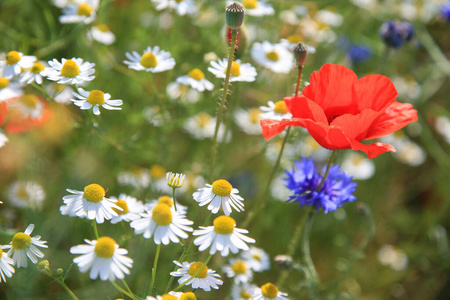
294 42 308 66
226 2 245 30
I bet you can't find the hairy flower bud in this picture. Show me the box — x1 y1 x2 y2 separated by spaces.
294 42 308 66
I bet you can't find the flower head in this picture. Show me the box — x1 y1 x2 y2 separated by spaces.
170 261 223 292
259 100 292 120
251 282 288 300
109 194 145 224
250 41 294 74
59 0 99 24
260 64 418 158
176 69 214 92
124 46 175 73
152 0 196 16
208 59 257 82
241 246 270 272
234 108 262 135
71 88 123 115
223 258 253 284
20 61 48 85
88 24 116 45
0 247 15 282
240 0 274 17
380 20 415 48
46 57 95 85
0 51 36 78
166 172 185 188
70 236 133 280
0 77 22 101
7 181 46 210
347 44 372 64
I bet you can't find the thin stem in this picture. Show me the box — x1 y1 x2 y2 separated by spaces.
31 83 52 101
209 29 238 180
172 187 178 212
173 255 213 292
295 65 304 97
316 150 337 191
92 221 99 239
111 281 143 300
57 281 79 300
121 279 133 295
302 209 319 297
149 244 162 296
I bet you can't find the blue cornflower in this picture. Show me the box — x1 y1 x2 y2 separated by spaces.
284 158 357 213
348 44 372 64
379 20 415 48
441 3 450 20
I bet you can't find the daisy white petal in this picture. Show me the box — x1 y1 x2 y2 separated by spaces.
124 46 175 73
251 41 294 74
170 261 223 292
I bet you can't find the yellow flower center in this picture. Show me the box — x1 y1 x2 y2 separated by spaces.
161 295 178 300
12 232 31 250
175 0 184 2
197 113 211 128
87 90 105 106
232 261 247 274
213 215 236 234
225 61 241 77
351 154 365 166
6 51 21 65
243 0 259 9
249 108 260 124
287 34 302 44
60 60 80 78
240 290 252 299
113 199 129 214
158 196 173 207
266 51 279 62
188 262 208 278
97 24 110 32
77 3 93 17
83 184 105 203
140 52 158 69
152 203 173 226
274 100 288 114
180 292 196 300
0 77 9 89
150 165 166 179
20 94 39 108
0 248 3 256
94 236 116 258
252 253 261 261
16 185 29 199
261 283 279 298
30 62 45 74
211 179 233 197
188 68 205 80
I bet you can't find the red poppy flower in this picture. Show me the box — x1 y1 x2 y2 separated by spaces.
260 64 418 159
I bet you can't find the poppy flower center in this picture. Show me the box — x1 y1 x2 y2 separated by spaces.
266 51 279 61
240 290 252 299
213 215 236 234
113 199 128 214
12 232 31 250
180 292 196 300
96 24 110 32
20 95 39 108
188 68 205 80
94 236 116 258
287 34 302 44
261 283 279 298
83 184 105 203
243 0 259 9
226 61 241 77
87 90 105 106
249 108 260 124
30 62 45 74
197 113 211 128
140 52 158 68
232 261 247 274
0 78 9 89
274 100 288 114
60 60 80 78
6 51 21 65
161 295 178 300
211 179 232 197
188 262 208 278
150 165 166 179
77 3 93 17
158 196 173 207
152 203 173 225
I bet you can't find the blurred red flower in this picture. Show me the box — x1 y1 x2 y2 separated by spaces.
260 64 418 159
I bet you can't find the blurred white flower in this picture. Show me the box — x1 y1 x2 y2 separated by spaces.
8 181 45 210
377 245 408 271
259 100 292 120
341 153 375 180
117 167 151 189
87 24 116 45
251 41 294 74
234 108 262 135
239 0 274 17
435 116 450 144
59 0 99 24
0 51 36 78
152 0 196 16
0 77 22 102
166 82 200 103
176 69 214 92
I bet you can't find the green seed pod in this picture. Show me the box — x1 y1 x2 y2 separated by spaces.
226 2 245 30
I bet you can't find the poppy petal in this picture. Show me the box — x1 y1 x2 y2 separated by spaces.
260 118 305 140
353 74 398 111
284 96 328 124
330 109 381 141
349 139 396 159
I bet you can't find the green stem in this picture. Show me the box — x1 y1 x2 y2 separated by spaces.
111 281 142 300
172 187 178 212
121 279 133 295
302 209 319 296
416 25 450 77
317 150 337 191
149 244 161 296
57 280 79 300
173 254 213 292
92 221 99 239
209 29 238 180
31 83 52 101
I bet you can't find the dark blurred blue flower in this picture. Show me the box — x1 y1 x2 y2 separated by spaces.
284 157 357 213
348 44 372 64
441 3 450 20
379 20 415 48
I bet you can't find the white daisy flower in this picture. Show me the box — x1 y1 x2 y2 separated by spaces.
232 283 258 300
7 181 46 210
46 57 95 85
130 203 193 245
208 59 257 82
166 82 201 103
7 94 45 120
166 172 185 189
395 140 426 167
259 100 292 120
435 116 450 144
59 0 99 24
241 246 270 272
0 77 22 102
193 179 244 216
46 83 74 104
240 0 274 17
176 69 214 92
251 41 294 74
279 35 317 53
170 261 223 292
109 194 145 224
51 0 79 8
87 24 116 45
377 245 408 271
341 153 375 180
223 258 253 284
146 292 197 300
0 51 36 78
124 46 176 73
117 167 151 189
0 248 14 283
60 183 121 224
315 9 343 27
3 224 48 268
144 196 188 215
152 0 197 16
184 112 214 139
234 108 262 135
250 282 289 300
19 61 48 85
193 215 255 256
70 236 133 280
71 87 123 115
0 130 8 148
149 164 172 193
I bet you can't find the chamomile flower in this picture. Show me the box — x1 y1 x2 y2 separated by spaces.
208 59 257 82
0 77 22 102
19 61 48 85
152 0 197 16
0 248 14 282
234 108 262 135
3 224 48 268
87 24 116 45
7 94 45 120
71 88 123 115
60 183 121 223
377 245 408 271
170 261 223 292
259 100 292 120
166 172 185 188
341 153 375 180
7 181 46 210
193 179 244 216
176 69 214 92
146 292 197 300
241 246 270 272
117 167 151 189
0 51 36 78
184 112 214 139
144 195 188 215
59 0 99 24
130 203 193 245
251 282 289 300
232 283 258 300
70 236 133 280
166 82 201 103
124 46 175 73
240 0 274 16
250 42 294 74
46 57 95 85
109 194 145 224
223 258 253 284
193 215 255 256
144 106 169 127
0 130 8 148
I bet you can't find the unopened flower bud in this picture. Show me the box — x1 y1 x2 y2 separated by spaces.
166 172 185 188
226 2 245 30
274 254 294 270
294 42 308 66
56 268 64 276
38 260 50 272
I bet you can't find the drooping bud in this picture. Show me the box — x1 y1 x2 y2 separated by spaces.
294 42 308 66
226 2 245 30
274 254 294 270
